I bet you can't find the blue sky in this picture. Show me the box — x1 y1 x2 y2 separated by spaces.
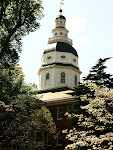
19 0 113 87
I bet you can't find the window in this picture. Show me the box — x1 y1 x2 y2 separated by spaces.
73 58 76 62
55 33 57 36
60 21 62 25
57 107 63 119
61 55 66 58
47 56 51 59
61 72 65 83
57 133 62 145
46 73 50 80
65 34 67 37
75 75 77 86
56 21 59 26
60 32 63 35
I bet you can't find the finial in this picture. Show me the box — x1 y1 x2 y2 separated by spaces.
59 8 62 15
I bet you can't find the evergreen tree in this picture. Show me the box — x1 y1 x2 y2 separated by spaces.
83 57 113 89
65 83 113 150
65 58 113 149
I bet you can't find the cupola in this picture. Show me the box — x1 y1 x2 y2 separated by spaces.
55 9 66 28
48 9 72 45
38 9 82 91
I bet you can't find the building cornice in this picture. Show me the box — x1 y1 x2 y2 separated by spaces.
38 63 82 75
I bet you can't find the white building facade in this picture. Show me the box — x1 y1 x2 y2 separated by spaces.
38 9 81 91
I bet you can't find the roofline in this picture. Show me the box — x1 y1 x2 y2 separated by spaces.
41 97 75 106
42 62 80 70
37 86 72 94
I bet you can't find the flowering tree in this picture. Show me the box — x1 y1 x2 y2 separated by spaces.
65 83 113 150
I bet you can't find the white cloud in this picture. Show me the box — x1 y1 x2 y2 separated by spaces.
74 36 90 48
66 17 87 34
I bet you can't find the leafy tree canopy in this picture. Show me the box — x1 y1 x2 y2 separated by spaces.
0 63 57 150
65 83 113 150
65 58 113 149
0 0 43 64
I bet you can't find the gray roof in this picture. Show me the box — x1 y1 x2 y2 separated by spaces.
36 89 74 105
44 42 78 57
56 15 66 20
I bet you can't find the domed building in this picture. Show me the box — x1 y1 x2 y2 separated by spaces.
37 9 82 150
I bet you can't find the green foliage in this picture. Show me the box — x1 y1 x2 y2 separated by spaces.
65 83 113 150
0 96 35 150
32 106 57 144
0 64 57 150
0 0 43 63
35 106 57 136
0 1 54 149
0 63 24 104
65 58 113 149
68 83 95 127
83 57 113 89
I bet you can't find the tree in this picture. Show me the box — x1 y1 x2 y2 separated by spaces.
83 57 113 89
65 58 113 149
0 63 24 104
0 62 39 104
65 83 113 150
32 106 57 147
0 96 57 150
0 0 43 64
0 64 57 150
0 1 57 149
66 82 95 127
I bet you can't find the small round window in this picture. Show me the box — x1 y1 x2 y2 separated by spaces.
47 56 51 59
61 55 66 58
73 58 76 62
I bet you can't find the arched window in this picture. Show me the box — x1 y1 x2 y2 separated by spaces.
75 75 77 86
46 73 50 80
61 72 65 83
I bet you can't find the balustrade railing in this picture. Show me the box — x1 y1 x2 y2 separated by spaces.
48 36 72 45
